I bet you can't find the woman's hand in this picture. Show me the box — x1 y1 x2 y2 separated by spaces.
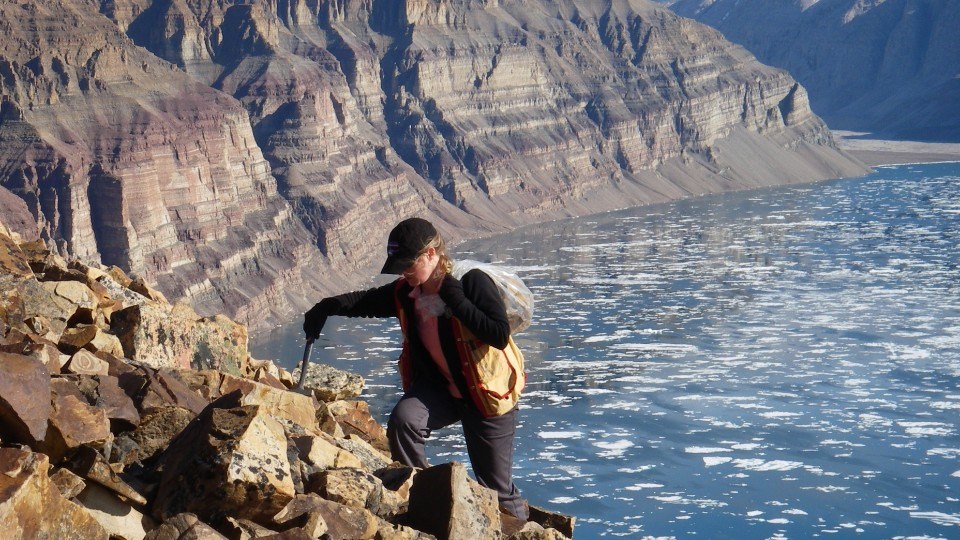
303 298 340 339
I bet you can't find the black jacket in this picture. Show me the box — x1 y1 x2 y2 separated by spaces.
324 269 509 403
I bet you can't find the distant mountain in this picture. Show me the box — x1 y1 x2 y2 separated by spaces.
0 0 866 329
665 0 960 141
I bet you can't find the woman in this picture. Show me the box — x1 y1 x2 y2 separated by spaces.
302 217 529 521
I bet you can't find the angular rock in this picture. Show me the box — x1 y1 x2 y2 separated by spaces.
315 401 344 438
0 351 51 443
309 468 402 519
145 513 228 540
508 523 570 540
44 280 98 325
49 466 87 499
529 505 575 538
326 399 389 454
127 407 196 464
225 517 281 539
375 465 417 502
70 446 147 505
0 227 33 291
119 368 209 415
377 522 437 540
272 494 329 538
130 277 168 304
293 434 363 471
0 447 107 538
58 324 100 354
83 374 141 431
272 494 378 540
0 330 62 373
111 303 246 374
153 394 296 524
66 349 110 376
295 362 364 401
15 279 76 338
407 462 500 540
75 482 157 540
336 435 393 473
219 373 318 431
41 379 111 462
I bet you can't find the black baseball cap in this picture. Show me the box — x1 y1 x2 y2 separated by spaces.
380 217 438 274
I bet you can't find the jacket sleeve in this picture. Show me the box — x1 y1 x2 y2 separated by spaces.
439 269 510 349
323 280 400 319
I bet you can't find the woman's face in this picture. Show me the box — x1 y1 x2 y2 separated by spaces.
401 247 439 287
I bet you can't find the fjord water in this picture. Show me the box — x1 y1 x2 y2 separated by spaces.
252 162 960 538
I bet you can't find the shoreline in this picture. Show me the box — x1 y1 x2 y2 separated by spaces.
833 130 960 167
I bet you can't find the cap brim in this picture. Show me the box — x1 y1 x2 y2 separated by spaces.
380 256 414 275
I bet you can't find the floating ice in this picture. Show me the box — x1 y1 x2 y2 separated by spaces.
909 511 960 526
685 447 733 454
537 431 584 439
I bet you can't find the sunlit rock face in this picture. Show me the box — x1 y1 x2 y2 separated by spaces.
0 0 866 329
667 0 960 140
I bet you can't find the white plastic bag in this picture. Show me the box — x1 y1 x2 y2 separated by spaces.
453 260 534 333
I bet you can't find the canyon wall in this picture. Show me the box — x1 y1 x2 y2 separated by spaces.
0 0 868 330
667 0 960 140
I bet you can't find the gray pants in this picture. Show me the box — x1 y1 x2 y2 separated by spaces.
387 383 529 520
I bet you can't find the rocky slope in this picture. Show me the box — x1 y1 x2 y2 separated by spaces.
665 0 960 141
0 218 573 539
0 0 868 330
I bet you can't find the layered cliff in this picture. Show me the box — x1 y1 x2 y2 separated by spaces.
666 0 960 140
0 0 868 329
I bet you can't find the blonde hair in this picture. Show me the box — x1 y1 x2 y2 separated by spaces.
422 233 454 278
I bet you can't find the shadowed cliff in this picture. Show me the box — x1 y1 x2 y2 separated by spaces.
666 0 960 141
0 0 868 329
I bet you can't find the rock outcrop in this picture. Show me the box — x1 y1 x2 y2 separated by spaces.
0 219 574 538
666 0 960 140
0 0 869 331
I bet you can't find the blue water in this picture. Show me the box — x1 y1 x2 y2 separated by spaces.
252 162 960 538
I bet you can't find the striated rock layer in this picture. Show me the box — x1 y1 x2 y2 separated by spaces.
0 0 868 330
667 0 960 141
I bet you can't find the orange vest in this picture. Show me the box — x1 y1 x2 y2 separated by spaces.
394 282 525 418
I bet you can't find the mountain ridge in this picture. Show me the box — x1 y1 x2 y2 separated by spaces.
0 0 868 330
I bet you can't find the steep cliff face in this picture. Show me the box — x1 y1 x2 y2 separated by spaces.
0 0 867 330
0 1 326 327
667 0 960 140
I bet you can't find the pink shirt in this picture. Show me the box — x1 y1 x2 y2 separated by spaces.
409 286 463 398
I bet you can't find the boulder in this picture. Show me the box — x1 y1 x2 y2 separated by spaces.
111 303 246 374
153 394 296 524
272 494 329 538
0 351 51 444
218 373 318 431
406 462 501 540
0 447 108 538
126 406 196 463
49 466 87 499
309 468 403 519
272 494 378 540
119 368 209 415
66 349 110 376
44 280 98 325
293 434 363 471
528 505 576 538
41 379 111 462
145 513 228 540
326 400 389 454
0 227 33 290
75 482 157 540
70 446 148 506
15 279 76 338
375 465 417 502
336 435 393 473
294 362 364 401
0 330 62 373
80 374 141 431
